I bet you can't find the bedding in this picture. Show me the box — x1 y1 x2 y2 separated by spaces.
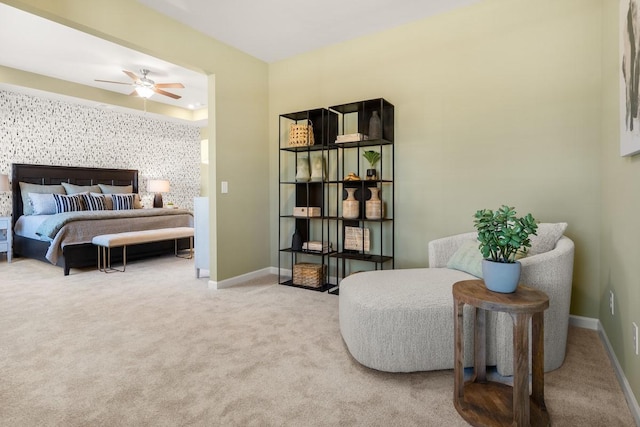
14 215 50 240
33 208 193 264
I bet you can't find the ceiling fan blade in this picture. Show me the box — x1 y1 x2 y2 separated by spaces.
94 79 132 85
153 88 181 99
122 70 139 81
154 83 185 88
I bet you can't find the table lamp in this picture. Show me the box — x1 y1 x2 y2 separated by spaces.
0 174 9 192
147 179 170 208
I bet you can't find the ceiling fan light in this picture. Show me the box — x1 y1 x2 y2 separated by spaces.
135 85 154 99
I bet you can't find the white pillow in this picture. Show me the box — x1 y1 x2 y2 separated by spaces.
28 192 57 215
528 223 568 255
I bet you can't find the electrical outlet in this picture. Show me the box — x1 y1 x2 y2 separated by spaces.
633 322 638 356
609 291 615 316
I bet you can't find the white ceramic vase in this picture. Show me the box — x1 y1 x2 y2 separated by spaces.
343 187 359 219
365 187 383 219
295 156 310 182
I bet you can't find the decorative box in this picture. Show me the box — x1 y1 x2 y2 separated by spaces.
293 206 321 217
293 263 326 288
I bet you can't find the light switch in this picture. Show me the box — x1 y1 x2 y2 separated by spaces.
221 181 228 194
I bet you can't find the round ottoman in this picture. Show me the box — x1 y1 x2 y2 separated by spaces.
339 268 476 372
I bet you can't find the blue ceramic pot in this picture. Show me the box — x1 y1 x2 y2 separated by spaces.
481 259 521 293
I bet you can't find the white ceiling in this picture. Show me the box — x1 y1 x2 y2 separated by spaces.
137 0 482 63
0 0 480 119
0 3 208 113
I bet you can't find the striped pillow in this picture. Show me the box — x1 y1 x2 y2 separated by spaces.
53 194 84 213
112 194 135 210
81 193 107 211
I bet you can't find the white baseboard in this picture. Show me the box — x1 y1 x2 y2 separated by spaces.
568 314 600 330
570 315 640 426
207 267 274 290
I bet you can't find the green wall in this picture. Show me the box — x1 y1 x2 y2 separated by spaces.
601 0 640 408
3 0 270 282
270 0 602 315
269 0 637 403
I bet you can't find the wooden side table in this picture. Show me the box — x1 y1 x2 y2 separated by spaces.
453 280 550 427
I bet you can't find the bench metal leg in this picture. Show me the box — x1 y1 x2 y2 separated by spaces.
175 237 193 259
96 245 126 273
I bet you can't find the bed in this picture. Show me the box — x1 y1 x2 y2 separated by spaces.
11 163 193 275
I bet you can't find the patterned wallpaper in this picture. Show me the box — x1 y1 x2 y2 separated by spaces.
0 89 201 217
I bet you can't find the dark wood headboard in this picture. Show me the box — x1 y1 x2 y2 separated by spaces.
11 164 138 226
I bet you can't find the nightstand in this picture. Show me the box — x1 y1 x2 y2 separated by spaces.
0 216 12 262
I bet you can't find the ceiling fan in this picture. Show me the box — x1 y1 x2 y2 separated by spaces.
95 69 184 99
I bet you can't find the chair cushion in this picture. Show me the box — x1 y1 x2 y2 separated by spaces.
528 223 568 255
446 240 483 278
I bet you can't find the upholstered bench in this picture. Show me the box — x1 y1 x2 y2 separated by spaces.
92 227 194 272
339 268 478 372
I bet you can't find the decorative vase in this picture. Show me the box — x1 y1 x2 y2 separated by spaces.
481 259 521 293
369 111 381 139
343 187 359 219
291 228 303 251
296 156 310 182
365 187 383 220
366 168 377 181
310 153 325 181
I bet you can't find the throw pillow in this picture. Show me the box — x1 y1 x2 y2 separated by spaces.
53 193 84 213
92 192 113 210
98 183 133 194
19 182 66 215
62 182 102 195
528 222 568 256
98 184 142 208
81 193 107 211
112 193 135 210
28 193 57 215
447 240 484 278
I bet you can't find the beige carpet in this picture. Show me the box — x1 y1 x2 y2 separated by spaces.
0 255 635 426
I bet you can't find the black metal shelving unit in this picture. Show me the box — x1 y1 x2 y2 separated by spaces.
328 98 395 295
278 99 394 294
278 108 338 292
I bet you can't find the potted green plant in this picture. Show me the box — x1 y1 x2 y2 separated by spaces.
362 150 381 181
473 205 538 293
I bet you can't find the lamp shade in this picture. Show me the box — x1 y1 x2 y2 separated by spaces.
0 174 9 192
147 179 170 193
135 85 154 99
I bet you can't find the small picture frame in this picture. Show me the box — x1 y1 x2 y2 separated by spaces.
344 226 370 251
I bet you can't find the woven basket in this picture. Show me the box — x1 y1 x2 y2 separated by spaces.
288 120 315 147
293 263 326 288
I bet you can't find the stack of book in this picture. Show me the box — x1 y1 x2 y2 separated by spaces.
302 241 332 253
335 133 368 143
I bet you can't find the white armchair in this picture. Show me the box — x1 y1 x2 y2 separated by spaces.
428 232 575 375
339 229 575 376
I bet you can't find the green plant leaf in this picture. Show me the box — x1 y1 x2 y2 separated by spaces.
472 205 537 263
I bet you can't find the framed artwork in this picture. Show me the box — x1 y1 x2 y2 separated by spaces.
344 226 370 251
620 0 640 156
